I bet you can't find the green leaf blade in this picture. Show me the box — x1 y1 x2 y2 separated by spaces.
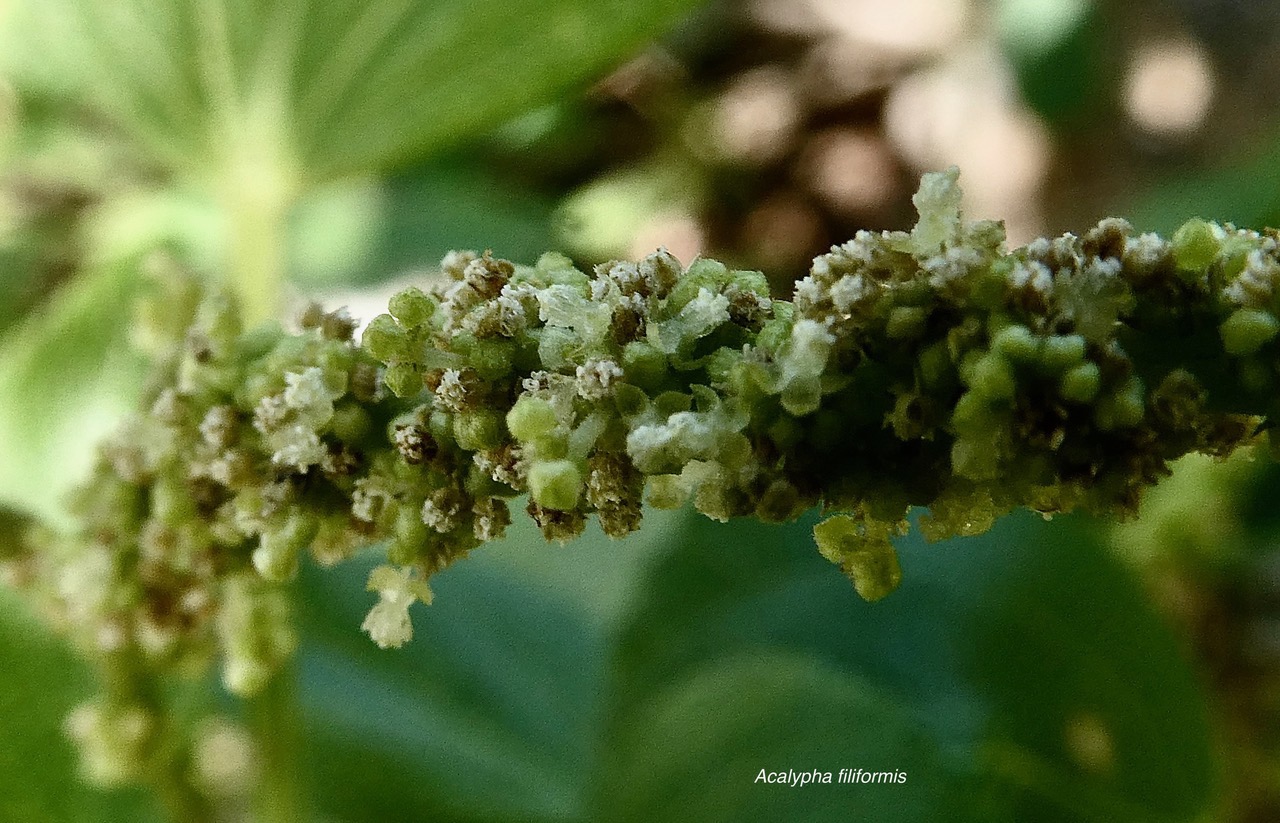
1 0 707 182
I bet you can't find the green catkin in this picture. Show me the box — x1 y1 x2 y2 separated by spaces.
20 168 1280 785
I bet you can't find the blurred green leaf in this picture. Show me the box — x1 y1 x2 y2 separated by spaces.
0 259 147 522
592 652 984 823
289 157 558 289
296 538 613 822
1127 130 1280 234
555 161 703 261
292 507 1217 822
998 0 1107 128
997 0 1093 56
607 512 1218 822
0 589 159 822
0 0 705 183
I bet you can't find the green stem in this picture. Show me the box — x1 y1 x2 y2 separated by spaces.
195 0 299 326
149 756 214 823
223 164 295 327
100 648 214 823
249 659 308 823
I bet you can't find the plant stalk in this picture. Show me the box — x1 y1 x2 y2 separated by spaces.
100 647 215 823
249 659 308 823
223 164 295 327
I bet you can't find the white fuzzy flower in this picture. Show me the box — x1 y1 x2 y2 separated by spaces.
682 288 730 333
538 284 589 326
923 245 985 290
1224 249 1280 308
421 495 461 534
649 287 730 353
838 231 878 264
1123 232 1169 272
65 701 152 786
253 394 289 434
627 411 721 473
199 405 238 448
828 274 871 314
284 367 338 426
1008 260 1053 296
575 359 624 400
910 165 963 255
792 276 824 313
361 566 433 650
270 424 326 471
59 546 114 625
435 368 469 413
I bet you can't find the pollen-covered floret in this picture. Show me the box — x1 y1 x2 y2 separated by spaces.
575 358 624 400
361 565 433 649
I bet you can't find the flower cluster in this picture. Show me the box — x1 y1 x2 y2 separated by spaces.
10 167 1280 783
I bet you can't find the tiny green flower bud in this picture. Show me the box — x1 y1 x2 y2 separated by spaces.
728 268 770 298
317 349 354 394
968 353 1016 401
1171 218 1219 277
388 287 436 328
219 574 297 696
1220 308 1280 356
1038 334 1086 374
1239 357 1272 393
362 314 411 362
383 363 422 398
253 511 319 581
951 437 1001 481
535 326 579 370
1094 376 1145 430
951 391 995 436
991 324 1041 364
65 701 153 786
693 473 738 523
428 410 455 445
330 402 372 443
668 258 729 312
388 505 429 565
781 375 822 416
767 415 803 451
507 396 558 443
613 383 650 419
534 252 591 291
1059 362 1101 403
812 515 903 602
756 480 802 522
1219 235 1255 281
654 391 694 416
755 302 795 354
886 306 928 340
621 341 669 390
970 257 1012 309
150 474 195 526
471 338 517 380
704 347 744 387
453 409 504 451
528 460 583 510
917 340 952 388
646 474 688 509
238 371 281 409
193 295 242 360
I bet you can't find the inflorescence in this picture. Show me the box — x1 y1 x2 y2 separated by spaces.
9 167 1280 782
